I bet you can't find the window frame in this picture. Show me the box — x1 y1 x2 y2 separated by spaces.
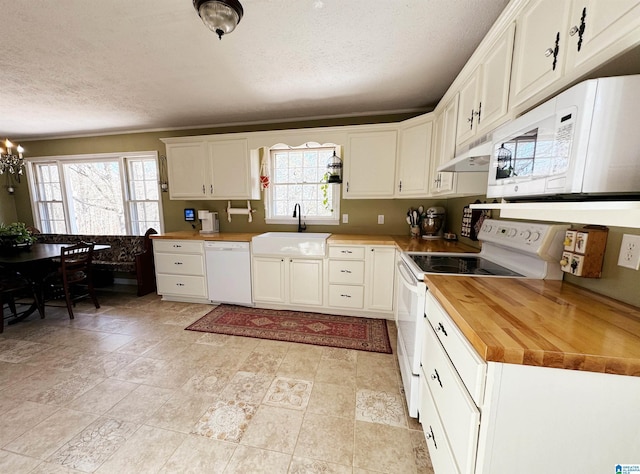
25 151 164 235
263 143 341 226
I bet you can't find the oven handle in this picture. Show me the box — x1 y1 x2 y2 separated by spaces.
397 259 422 293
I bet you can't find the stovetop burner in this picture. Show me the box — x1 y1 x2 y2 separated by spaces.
409 255 524 277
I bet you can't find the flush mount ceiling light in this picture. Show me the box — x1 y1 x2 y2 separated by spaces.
193 0 244 40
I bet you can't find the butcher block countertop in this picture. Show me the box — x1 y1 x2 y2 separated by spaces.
393 236 479 253
424 275 640 377
150 231 258 242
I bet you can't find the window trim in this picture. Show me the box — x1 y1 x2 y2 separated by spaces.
25 151 164 235
263 143 341 226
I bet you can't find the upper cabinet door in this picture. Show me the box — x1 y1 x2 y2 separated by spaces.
396 117 434 198
431 94 459 195
456 70 482 145
509 0 572 109
343 129 397 199
564 0 640 71
477 22 516 134
207 138 259 200
166 141 209 199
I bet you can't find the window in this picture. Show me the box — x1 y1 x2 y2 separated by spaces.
264 143 340 225
27 152 163 235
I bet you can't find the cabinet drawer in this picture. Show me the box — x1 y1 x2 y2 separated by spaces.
425 292 486 406
153 240 203 254
419 375 460 474
328 284 364 309
328 260 365 284
157 274 207 298
328 245 365 260
155 253 205 276
422 323 480 474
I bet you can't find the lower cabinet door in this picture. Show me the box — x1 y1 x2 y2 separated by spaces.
419 374 461 474
289 259 323 306
252 257 286 303
328 284 364 309
156 274 207 298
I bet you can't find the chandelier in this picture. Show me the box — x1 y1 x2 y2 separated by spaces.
193 0 244 40
0 139 26 180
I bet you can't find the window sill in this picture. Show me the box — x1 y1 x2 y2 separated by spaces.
265 218 340 226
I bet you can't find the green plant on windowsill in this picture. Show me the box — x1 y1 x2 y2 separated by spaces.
0 222 37 250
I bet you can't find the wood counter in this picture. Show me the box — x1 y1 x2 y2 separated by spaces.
424 275 640 376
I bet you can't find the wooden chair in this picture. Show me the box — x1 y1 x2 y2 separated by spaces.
45 242 100 319
1 268 44 333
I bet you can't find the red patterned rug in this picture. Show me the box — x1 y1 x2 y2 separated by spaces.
186 305 392 354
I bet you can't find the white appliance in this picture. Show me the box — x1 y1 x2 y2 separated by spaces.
395 219 568 417
487 74 640 199
198 210 220 235
205 241 253 306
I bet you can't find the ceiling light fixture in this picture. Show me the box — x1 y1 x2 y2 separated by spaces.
193 0 244 40
0 139 26 179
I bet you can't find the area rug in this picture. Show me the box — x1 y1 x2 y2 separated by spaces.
186 305 392 354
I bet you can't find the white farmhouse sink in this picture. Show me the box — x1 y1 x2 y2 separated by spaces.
251 232 331 257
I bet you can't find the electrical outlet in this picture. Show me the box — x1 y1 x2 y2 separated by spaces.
617 234 640 270
377 215 384 225
342 214 348 224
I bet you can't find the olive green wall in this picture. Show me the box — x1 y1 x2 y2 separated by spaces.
7 118 640 308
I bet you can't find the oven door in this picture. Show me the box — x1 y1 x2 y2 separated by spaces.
395 258 426 377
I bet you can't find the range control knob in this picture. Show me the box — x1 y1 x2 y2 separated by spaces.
523 231 532 239
507 228 517 237
531 232 541 241
483 223 493 233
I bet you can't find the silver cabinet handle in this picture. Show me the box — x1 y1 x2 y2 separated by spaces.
436 322 448 336
172 244 182 248
430 369 442 388
210 184 213 194
176 283 185 286
544 47 554 57
174 261 183 265
340 294 351 298
425 426 437 448
341 250 352 254
340 269 352 273
202 184 206 194
569 26 579 36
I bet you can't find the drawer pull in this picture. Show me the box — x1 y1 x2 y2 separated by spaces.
174 262 183 265
176 283 185 286
430 369 442 388
436 322 448 337
340 294 352 298
340 269 352 273
341 250 353 254
172 244 182 248
425 425 437 448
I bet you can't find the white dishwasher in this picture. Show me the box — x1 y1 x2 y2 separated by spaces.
205 241 253 306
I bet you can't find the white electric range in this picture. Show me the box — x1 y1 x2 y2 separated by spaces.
395 219 569 417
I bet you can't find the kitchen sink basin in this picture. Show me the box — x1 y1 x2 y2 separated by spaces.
251 232 331 257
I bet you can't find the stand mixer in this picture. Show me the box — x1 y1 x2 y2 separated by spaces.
421 207 446 239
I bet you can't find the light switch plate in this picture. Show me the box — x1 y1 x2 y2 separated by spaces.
377 215 384 224
618 234 640 270
342 214 348 224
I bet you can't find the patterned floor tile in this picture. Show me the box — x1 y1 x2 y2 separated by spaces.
262 376 313 411
219 371 273 404
355 389 406 428
0 339 53 363
48 417 138 472
191 400 257 442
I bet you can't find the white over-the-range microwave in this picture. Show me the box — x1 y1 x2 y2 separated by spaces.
486 74 640 200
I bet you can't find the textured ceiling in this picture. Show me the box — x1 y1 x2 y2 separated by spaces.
1 0 510 139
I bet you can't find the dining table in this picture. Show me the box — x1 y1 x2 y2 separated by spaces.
0 243 110 324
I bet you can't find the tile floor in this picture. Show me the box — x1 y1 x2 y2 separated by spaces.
0 286 434 473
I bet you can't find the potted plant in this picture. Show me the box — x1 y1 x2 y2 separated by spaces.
0 222 37 252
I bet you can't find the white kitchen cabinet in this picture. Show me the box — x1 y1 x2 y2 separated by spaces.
430 95 458 195
164 141 209 199
395 115 434 198
365 246 396 312
163 136 259 200
206 139 259 199
564 0 640 71
509 0 640 110
343 128 397 199
327 244 395 315
456 23 515 146
153 239 208 302
420 291 640 474
252 256 323 307
252 256 286 303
